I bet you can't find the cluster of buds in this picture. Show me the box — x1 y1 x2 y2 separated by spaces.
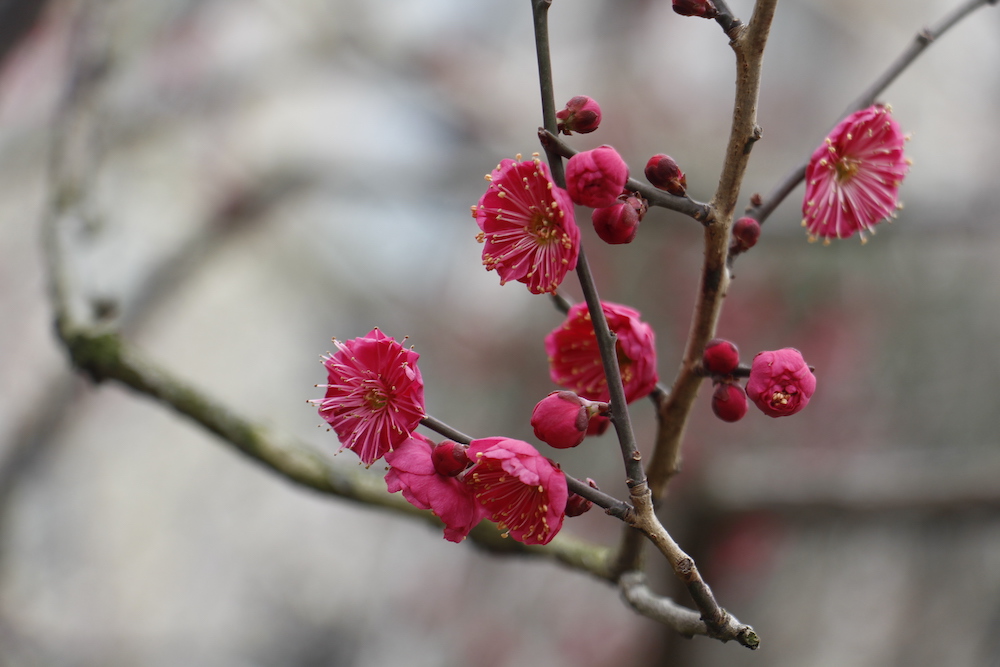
703 338 748 422
702 340 817 422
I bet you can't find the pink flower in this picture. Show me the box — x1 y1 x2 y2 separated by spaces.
546 301 658 404
385 434 487 543
530 391 607 449
474 155 580 295
465 437 568 545
314 328 425 466
565 145 630 209
746 348 817 418
557 95 602 135
802 104 909 242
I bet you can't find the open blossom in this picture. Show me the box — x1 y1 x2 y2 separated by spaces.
746 348 817 418
546 301 658 404
474 155 580 295
385 435 487 543
802 104 909 242
466 437 568 546
314 328 425 466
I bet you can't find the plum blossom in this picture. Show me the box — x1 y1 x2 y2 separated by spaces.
314 328 425 466
474 154 580 295
465 437 568 546
385 435 487 543
746 348 817 418
546 301 658 404
802 104 909 242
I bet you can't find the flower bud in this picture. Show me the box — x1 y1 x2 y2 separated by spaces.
556 95 602 135
711 382 748 422
531 391 606 449
672 0 719 19
566 145 630 209
703 338 740 376
733 217 761 251
431 440 471 477
592 194 647 245
746 348 817 418
565 478 599 517
644 154 687 196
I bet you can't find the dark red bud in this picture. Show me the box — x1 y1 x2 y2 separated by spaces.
431 441 471 477
644 154 687 196
556 95 602 135
733 217 761 251
566 478 599 517
711 382 748 422
703 338 740 376
672 0 719 19
592 194 647 245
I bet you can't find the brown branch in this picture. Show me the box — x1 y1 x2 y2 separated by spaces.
645 0 778 504
620 572 759 648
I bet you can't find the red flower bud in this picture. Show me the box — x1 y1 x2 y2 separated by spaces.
733 217 761 251
711 382 748 422
644 154 687 196
566 145 630 209
431 440 471 477
565 478 599 517
556 95 602 135
531 391 606 449
703 338 740 376
746 348 817 418
592 195 647 245
672 0 719 19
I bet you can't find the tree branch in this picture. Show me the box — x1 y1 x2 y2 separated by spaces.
620 572 759 648
645 0 778 505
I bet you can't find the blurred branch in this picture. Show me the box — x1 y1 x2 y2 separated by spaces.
39 0 619 594
620 572 759 648
748 0 999 225
704 448 1000 515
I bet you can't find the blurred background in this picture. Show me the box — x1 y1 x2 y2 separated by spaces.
1 0 999 665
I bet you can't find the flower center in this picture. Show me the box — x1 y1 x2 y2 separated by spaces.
834 157 860 183
528 209 556 243
770 391 790 406
364 386 388 411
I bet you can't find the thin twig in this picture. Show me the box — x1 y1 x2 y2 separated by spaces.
530 0 646 490
748 0 998 225
539 129 712 222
